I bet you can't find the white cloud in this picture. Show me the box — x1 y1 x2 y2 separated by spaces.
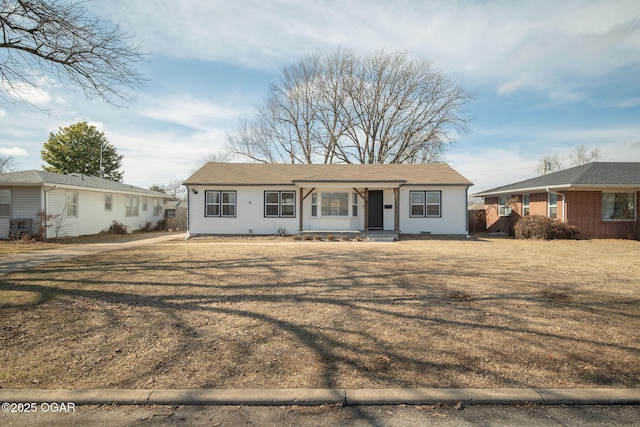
91 0 640 99
139 95 245 129
0 147 29 156
1 81 52 106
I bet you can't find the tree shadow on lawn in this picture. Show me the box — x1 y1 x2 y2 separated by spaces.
0 246 639 390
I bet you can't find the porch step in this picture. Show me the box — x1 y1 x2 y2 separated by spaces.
366 232 399 242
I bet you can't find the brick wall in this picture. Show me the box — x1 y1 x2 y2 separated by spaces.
566 191 639 239
484 190 639 239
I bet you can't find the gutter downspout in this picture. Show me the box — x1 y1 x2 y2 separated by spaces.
546 188 566 223
43 185 57 239
465 186 470 238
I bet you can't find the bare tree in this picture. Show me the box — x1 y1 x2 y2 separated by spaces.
227 48 473 164
0 154 17 172
536 145 601 175
535 155 563 175
0 0 144 107
190 152 234 174
568 145 601 166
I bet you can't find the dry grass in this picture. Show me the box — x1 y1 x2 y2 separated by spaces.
0 231 176 256
0 237 639 390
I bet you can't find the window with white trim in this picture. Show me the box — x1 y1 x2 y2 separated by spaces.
602 192 635 220
352 192 358 216
125 196 139 217
498 196 512 217
410 191 441 218
153 198 162 216
311 193 318 217
321 192 349 216
548 193 558 219
264 191 295 218
104 194 112 211
205 191 236 217
66 191 78 217
142 197 148 212
523 194 530 216
0 189 11 217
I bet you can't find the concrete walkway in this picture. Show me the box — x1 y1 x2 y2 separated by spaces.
0 388 639 406
0 233 185 275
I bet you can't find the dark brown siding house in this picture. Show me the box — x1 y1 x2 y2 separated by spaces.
472 162 640 239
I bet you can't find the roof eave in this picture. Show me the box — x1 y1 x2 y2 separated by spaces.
472 184 572 197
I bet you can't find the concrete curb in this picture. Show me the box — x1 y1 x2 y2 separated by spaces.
1 388 639 406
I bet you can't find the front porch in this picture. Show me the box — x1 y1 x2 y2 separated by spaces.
296 183 404 237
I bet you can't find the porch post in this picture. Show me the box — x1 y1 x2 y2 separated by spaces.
364 188 369 230
299 187 304 233
394 187 400 232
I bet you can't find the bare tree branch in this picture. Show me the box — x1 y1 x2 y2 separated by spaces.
226 48 473 164
0 0 145 107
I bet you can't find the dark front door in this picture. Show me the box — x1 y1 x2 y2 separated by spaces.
368 190 384 230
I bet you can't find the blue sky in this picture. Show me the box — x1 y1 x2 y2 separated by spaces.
1 0 639 192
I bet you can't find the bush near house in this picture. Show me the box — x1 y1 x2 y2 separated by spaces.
514 215 580 240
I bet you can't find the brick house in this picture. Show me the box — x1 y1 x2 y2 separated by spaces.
472 162 640 239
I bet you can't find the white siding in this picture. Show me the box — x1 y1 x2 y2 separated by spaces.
188 186 299 235
0 187 43 238
44 188 166 238
188 185 469 236
302 188 363 232
399 186 468 235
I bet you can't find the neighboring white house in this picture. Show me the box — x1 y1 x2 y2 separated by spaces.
183 162 473 237
0 170 170 239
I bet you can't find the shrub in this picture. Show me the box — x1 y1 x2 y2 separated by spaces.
313 235 322 241
303 234 313 241
514 215 580 240
107 221 128 234
326 234 336 241
291 235 302 241
340 235 351 241
153 219 166 231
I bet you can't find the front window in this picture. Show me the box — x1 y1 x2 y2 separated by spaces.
142 197 148 212
548 193 558 219
410 191 442 218
125 196 139 217
153 198 162 216
205 191 236 217
66 191 78 217
104 194 112 211
311 193 318 217
352 192 359 216
264 191 295 218
321 192 349 216
523 194 530 216
498 196 512 217
0 189 11 217
602 192 635 220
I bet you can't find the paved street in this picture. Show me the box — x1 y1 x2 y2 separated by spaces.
2 403 640 426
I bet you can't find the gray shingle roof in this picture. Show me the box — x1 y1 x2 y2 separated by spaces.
473 162 640 197
183 162 473 186
0 170 167 197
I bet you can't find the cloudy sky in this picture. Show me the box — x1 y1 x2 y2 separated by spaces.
1 0 639 192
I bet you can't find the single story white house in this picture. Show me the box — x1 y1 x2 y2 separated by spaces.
0 170 170 239
183 162 473 237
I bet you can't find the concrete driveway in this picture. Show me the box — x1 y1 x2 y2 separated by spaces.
0 233 185 275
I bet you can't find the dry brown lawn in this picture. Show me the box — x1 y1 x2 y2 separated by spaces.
0 231 173 256
1 237 639 390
